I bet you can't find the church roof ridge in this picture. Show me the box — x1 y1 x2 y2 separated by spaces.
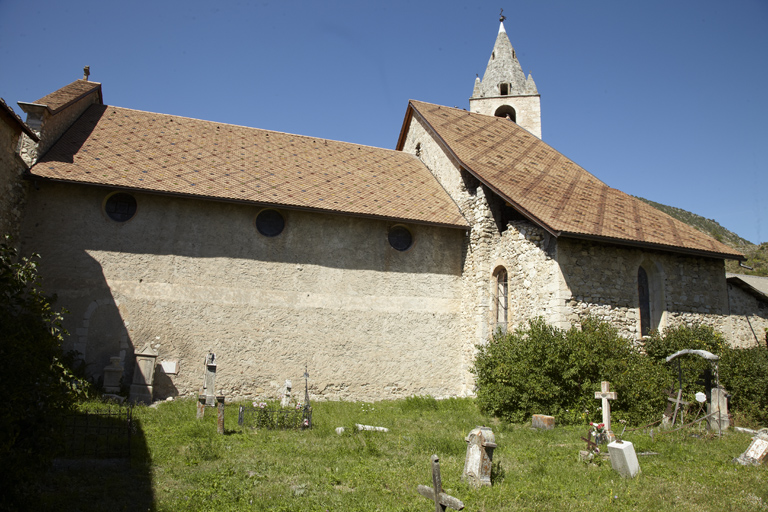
29 103 469 229
403 100 744 260
19 79 102 114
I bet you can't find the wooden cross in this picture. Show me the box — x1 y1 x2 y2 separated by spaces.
417 455 464 511
594 381 618 437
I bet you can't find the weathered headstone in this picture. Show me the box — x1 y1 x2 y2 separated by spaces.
103 356 124 394
594 381 617 441
735 429 768 466
707 386 729 432
280 379 292 408
196 352 225 433
462 426 496 487
200 352 217 406
607 439 641 478
417 455 464 511
129 344 158 404
532 414 554 430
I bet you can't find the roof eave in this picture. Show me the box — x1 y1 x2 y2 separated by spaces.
23 174 470 231
558 231 746 262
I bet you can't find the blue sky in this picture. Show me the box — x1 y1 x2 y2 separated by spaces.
2 0 766 244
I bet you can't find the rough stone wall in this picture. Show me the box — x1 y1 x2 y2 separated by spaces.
554 238 762 346
19 182 468 401
0 117 29 241
719 284 768 348
468 95 542 139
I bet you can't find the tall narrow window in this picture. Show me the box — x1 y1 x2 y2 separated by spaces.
494 267 508 333
638 266 651 337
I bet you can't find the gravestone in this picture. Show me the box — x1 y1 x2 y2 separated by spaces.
607 439 641 478
103 356 124 394
417 455 464 511
735 429 768 466
196 352 225 433
594 381 617 441
129 344 158 404
462 426 496 487
707 386 729 432
281 379 292 408
532 414 554 430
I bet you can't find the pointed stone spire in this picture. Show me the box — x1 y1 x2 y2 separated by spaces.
468 16 542 139
472 21 534 98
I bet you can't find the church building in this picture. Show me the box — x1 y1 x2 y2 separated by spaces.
5 20 764 401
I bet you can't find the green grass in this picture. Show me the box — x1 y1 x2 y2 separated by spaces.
36 397 767 511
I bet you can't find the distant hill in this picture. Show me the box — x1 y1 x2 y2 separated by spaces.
636 197 767 277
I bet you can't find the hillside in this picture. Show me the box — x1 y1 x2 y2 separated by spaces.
636 197 767 276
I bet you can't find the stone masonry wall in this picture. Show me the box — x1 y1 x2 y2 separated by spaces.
719 284 768 348
554 238 761 347
0 117 29 241
19 182 468 401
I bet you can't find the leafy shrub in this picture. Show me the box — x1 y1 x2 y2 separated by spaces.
0 237 89 508
719 345 768 426
472 318 667 426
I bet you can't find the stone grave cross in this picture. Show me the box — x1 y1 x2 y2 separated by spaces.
595 381 618 441
417 455 464 511
197 352 225 434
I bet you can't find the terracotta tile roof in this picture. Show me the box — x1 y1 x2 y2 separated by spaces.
405 100 744 260
0 98 38 140
30 104 468 228
25 80 102 113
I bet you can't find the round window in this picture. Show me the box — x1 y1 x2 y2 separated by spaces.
256 209 285 237
388 225 413 251
104 193 137 222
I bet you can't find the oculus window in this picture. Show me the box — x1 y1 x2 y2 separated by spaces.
388 225 413 251
256 209 285 237
104 193 137 222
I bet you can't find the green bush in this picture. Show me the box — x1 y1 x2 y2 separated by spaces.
0 236 89 508
472 318 667 426
719 345 768 426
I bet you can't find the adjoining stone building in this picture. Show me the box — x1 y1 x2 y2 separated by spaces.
5 20 765 401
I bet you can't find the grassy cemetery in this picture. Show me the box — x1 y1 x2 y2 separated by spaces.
2 241 768 511
28 396 768 511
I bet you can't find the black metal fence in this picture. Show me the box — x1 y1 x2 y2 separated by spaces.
58 406 134 459
238 403 312 430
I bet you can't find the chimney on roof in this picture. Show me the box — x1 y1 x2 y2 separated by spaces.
83 66 90 81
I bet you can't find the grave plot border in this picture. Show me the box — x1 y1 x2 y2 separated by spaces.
238 403 313 431
56 405 134 459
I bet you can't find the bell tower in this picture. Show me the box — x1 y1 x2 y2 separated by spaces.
469 13 542 138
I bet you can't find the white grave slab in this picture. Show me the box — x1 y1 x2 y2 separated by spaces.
607 440 640 478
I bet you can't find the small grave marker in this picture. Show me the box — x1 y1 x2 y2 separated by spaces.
595 381 617 441
707 386 730 432
462 426 496 487
417 455 464 511
129 344 158 404
280 379 292 408
196 352 225 433
736 430 768 466
532 414 554 430
607 439 641 478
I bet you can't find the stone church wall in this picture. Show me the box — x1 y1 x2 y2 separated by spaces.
0 116 29 241
19 182 469 401
719 283 768 348
554 238 758 345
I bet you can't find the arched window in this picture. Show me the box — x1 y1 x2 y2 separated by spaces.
638 266 651 336
494 105 516 122
638 261 665 337
493 267 509 333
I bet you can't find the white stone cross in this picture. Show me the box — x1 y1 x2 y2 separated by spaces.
595 381 618 438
